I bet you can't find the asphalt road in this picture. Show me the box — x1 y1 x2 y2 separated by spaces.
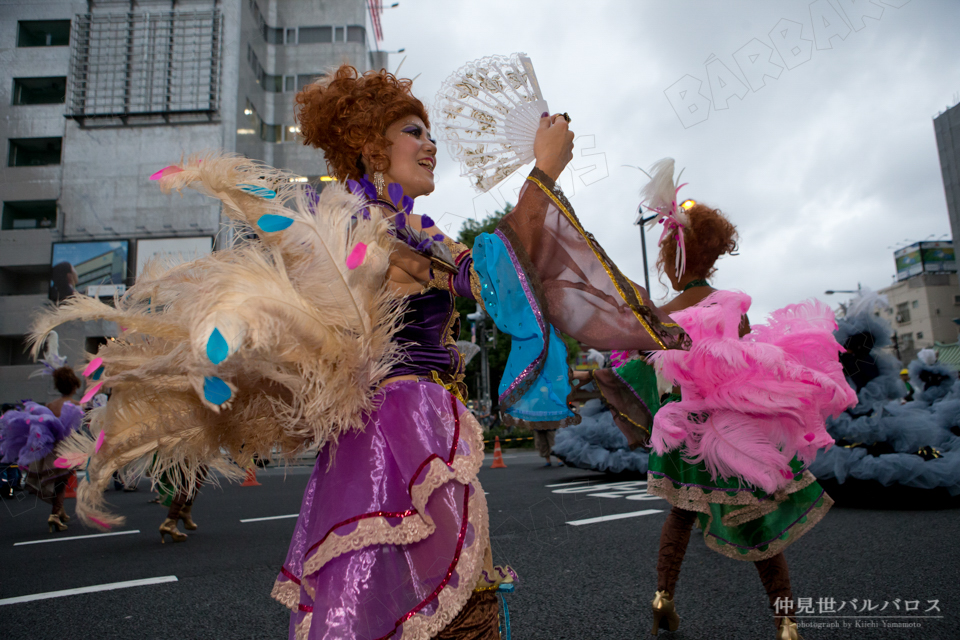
1 451 957 639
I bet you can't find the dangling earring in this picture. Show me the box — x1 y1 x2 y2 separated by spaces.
373 171 385 199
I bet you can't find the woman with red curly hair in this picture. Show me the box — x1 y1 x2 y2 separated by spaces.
570 161 851 640
267 64 585 640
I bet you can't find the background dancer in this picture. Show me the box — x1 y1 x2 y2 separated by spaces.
568 161 854 640
0 336 83 533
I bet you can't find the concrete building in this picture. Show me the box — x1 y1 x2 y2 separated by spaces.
934 101 960 288
0 0 386 404
878 272 960 364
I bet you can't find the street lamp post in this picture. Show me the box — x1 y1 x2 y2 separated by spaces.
825 284 902 359
824 285 862 316
635 206 658 294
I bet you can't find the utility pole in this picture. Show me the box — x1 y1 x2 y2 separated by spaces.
635 205 658 293
467 306 493 421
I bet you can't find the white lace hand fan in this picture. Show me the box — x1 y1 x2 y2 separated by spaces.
434 53 548 192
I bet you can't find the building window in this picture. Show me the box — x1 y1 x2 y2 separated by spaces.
66 11 222 122
334 26 344 41
346 26 365 44
17 20 70 47
954 294 960 306
12 77 67 105
2 200 57 230
0 336 35 366
8 137 62 167
264 74 283 93
297 74 324 91
912 300 919 308
299 26 332 44
285 28 297 44
896 302 911 324
247 45 284 92
917 332 924 340
248 0 281 43
265 25 283 44
260 122 282 143
285 76 296 92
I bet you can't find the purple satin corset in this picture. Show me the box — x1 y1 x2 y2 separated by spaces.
389 289 463 380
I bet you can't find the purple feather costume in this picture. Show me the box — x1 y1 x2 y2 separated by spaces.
271 238 494 640
0 401 83 502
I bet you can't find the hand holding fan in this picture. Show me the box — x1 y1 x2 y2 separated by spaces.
434 53 549 192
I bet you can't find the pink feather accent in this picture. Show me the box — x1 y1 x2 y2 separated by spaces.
88 516 112 530
345 242 368 270
649 290 857 493
82 357 103 377
149 165 183 181
54 453 88 469
95 430 105 453
81 381 103 404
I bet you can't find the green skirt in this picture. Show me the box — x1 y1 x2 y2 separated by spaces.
614 363 833 562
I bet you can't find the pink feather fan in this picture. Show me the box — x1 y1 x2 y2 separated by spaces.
647 290 857 494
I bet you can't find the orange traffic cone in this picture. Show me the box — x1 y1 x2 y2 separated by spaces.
490 437 507 469
241 466 262 486
65 471 77 498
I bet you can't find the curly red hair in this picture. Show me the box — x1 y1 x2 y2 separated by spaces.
295 65 430 181
657 203 738 280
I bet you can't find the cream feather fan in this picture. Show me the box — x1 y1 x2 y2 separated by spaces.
434 52 548 192
31 153 404 529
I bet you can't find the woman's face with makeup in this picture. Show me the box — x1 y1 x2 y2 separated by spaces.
380 116 437 199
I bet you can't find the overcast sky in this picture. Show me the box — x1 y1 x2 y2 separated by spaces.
376 0 960 319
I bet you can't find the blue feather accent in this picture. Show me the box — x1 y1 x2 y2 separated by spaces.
238 184 277 199
206 328 229 365
203 376 232 405
257 214 294 232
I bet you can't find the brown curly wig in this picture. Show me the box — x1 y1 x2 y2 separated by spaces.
657 202 738 280
295 65 430 181
52 366 80 396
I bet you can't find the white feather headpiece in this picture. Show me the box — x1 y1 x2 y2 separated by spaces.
28 331 68 378
635 158 691 277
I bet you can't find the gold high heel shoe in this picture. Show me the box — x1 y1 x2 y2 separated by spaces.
777 617 802 640
650 590 680 635
58 507 70 523
179 504 197 531
47 514 68 533
159 518 188 543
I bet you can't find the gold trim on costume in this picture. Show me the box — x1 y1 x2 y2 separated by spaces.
593 374 651 439
469 267 485 311
431 370 466 405
525 175 667 349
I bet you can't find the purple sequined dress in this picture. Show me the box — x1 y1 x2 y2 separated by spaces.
272 248 492 640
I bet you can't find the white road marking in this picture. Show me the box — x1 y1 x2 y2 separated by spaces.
0 576 178 606
14 530 140 547
240 514 299 523
544 480 594 488
551 480 647 495
566 509 662 526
